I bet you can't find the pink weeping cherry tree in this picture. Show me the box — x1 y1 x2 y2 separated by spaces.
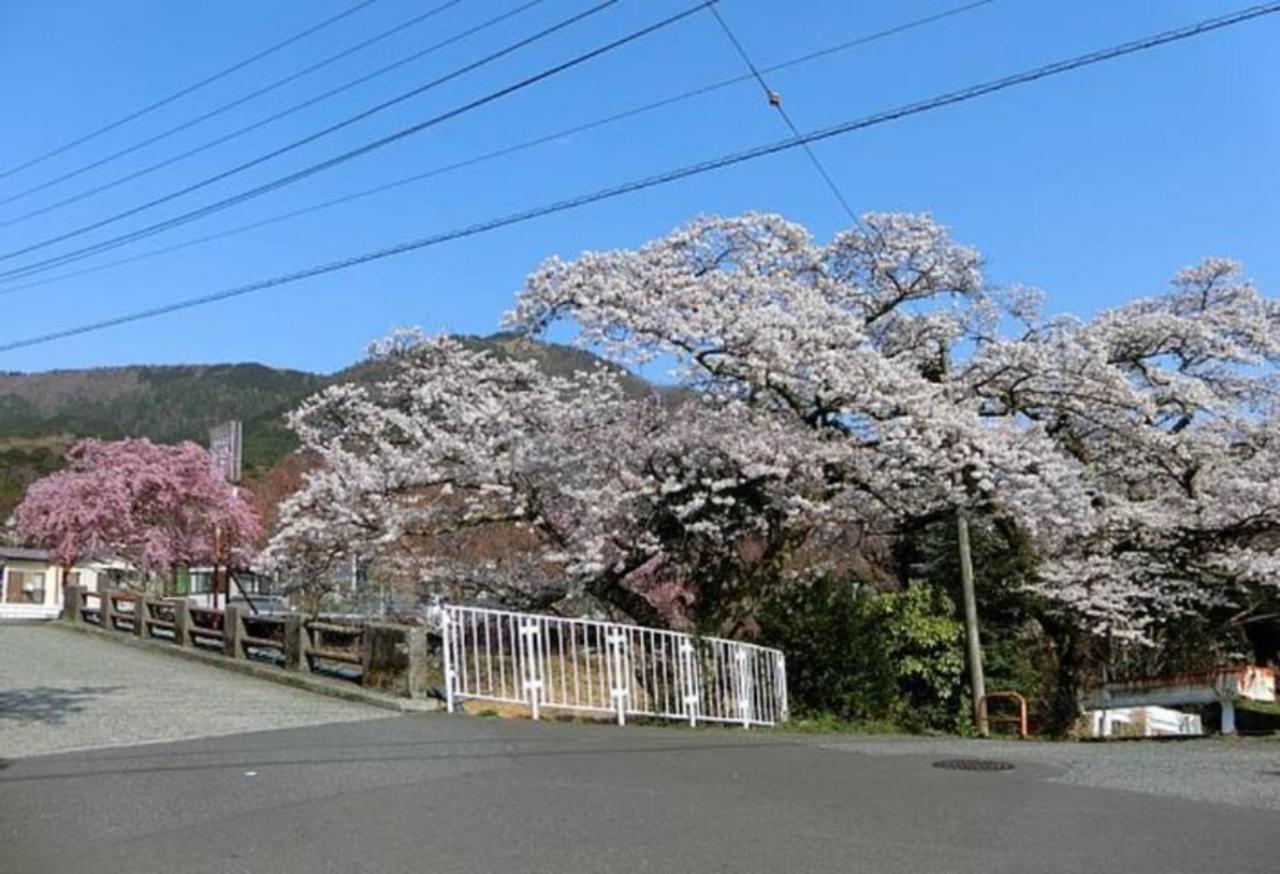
14 438 261 595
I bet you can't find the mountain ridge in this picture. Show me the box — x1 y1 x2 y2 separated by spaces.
0 333 641 517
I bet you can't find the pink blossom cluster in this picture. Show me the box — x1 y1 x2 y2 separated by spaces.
15 438 261 574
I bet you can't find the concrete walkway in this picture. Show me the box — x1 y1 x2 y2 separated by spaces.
0 623 389 758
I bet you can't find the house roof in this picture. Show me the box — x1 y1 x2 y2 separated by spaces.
0 545 53 562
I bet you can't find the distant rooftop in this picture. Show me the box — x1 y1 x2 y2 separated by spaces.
0 545 53 562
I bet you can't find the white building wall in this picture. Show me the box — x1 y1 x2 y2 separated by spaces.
0 559 63 620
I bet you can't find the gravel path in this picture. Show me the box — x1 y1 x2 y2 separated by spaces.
811 734 1280 811
0 623 389 758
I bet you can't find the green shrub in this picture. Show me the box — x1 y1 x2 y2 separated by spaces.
759 577 965 732
868 583 965 733
758 576 897 724
897 513 1078 734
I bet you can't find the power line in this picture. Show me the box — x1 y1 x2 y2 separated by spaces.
0 2 554 232
751 0 997 79
2 0 1274 354
0 0 998 297
0 0 642 277
705 2 859 221
0 0 996 212
0 0 382 184
0 1 538 227
0 0 471 215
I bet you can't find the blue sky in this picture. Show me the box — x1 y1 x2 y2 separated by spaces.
0 0 1276 374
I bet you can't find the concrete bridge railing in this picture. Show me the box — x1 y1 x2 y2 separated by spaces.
63 585 432 700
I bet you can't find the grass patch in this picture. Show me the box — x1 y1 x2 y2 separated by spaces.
1237 698 1280 737
1239 698 1280 716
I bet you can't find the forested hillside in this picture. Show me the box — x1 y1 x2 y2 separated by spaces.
0 335 647 517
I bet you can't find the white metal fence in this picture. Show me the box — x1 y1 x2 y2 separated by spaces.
440 604 788 728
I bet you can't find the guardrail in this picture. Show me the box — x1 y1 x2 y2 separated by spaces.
440 604 788 728
1081 666 1275 735
64 588 790 724
62 585 427 700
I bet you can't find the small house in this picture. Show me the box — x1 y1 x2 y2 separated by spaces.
0 547 133 621
0 546 64 620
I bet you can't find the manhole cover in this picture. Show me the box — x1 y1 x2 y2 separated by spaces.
932 758 1015 772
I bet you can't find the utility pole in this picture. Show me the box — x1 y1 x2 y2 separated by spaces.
939 345 988 737
956 508 988 737
213 523 224 611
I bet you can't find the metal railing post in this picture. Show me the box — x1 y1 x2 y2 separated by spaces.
520 618 542 720
736 646 753 729
607 629 629 726
440 608 456 713
680 640 699 727
777 653 789 723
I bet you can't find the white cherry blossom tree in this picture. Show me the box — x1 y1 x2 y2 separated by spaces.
270 212 1277 645
508 213 1279 642
266 332 846 625
506 213 1084 597
963 257 1280 641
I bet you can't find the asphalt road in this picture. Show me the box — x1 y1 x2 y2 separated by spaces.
2 715 1277 874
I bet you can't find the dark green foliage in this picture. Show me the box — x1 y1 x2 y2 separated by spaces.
867 583 966 733
0 362 323 517
1111 614 1254 680
758 577 964 732
1237 698 1280 736
0 364 323 445
0 444 64 518
758 577 898 724
895 513 1076 733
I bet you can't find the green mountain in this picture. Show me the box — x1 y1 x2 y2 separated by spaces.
0 362 323 515
0 334 653 517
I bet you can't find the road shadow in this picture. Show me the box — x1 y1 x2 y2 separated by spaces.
0 686 123 726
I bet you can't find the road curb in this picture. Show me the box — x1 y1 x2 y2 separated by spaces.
46 620 440 714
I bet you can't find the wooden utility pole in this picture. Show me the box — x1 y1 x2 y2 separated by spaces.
938 346 988 735
956 508 989 737
213 524 224 611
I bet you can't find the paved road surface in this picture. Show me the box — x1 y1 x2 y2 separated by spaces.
0 623 387 758
3 714 1278 873
3 623 1277 872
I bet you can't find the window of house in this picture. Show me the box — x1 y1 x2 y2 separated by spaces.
5 570 46 604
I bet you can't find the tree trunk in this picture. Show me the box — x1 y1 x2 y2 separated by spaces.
587 574 668 628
